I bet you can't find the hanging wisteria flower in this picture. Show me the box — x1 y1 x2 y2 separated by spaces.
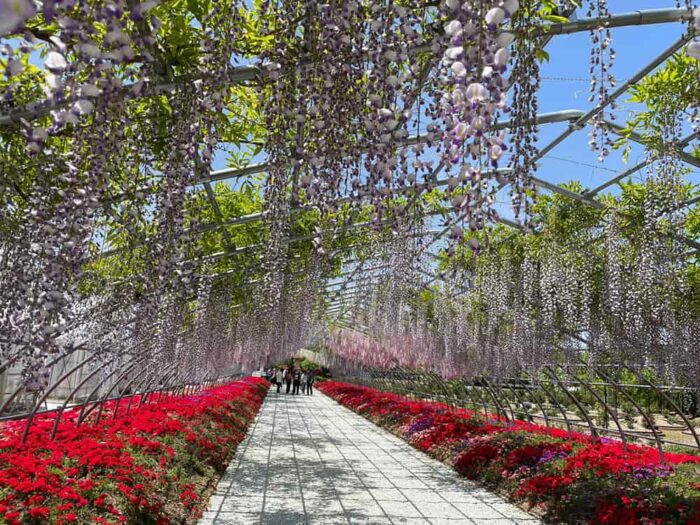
44 51 68 72
587 0 617 160
688 41 700 60
0 0 34 36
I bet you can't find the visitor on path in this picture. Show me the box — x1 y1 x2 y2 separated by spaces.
305 371 314 396
292 367 301 395
275 369 283 393
284 368 292 394
300 371 308 394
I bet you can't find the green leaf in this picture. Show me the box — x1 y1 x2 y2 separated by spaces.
542 14 569 23
187 0 211 23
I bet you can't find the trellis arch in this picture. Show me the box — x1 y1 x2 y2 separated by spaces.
0 2 697 464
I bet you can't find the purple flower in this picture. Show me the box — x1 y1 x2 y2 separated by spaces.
538 449 569 464
0 0 35 36
407 416 434 436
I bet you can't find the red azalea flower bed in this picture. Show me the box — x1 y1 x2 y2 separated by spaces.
318 381 700 525
0 377 269 524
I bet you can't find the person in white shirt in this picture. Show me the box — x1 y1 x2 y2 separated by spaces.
301 372 308 394
275 369 283 393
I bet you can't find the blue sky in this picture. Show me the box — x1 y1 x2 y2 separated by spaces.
532 1 699 192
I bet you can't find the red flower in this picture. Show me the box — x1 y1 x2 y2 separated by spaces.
28 506 51 519
454 443 501 479
0 377 269 524
318 381 700 525
515 474 575 499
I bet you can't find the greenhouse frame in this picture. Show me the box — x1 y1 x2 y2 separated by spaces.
0 1 699 523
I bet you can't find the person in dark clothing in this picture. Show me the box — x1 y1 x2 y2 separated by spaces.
292 368 301 395
284 369 292 394
306 371 314 395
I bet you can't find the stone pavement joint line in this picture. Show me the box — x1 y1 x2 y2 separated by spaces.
199 391 542 525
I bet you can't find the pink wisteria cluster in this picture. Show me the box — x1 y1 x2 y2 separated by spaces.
328 328 454 376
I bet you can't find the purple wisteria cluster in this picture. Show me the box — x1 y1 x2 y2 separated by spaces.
0 0 252 395
257 0 521 286
686 6 700 58
586 0 616 160
433 0 517 249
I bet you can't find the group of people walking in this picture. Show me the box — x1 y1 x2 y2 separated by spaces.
267 367 315 395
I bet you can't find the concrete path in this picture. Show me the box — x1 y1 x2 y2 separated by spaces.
199 390 541 525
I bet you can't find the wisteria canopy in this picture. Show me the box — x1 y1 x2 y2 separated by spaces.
0 0 700 451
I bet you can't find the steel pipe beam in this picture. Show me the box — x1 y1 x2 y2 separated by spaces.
603 121 700 170
194 111 583 186
0 65 259 127
541 8 694 36
585 128 700 196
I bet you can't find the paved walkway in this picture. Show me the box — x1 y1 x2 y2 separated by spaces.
199 391 541 525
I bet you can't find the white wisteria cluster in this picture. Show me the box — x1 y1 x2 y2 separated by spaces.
586 0 617 160
431 0 517 250
327 193 698 387
686 6 700 59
